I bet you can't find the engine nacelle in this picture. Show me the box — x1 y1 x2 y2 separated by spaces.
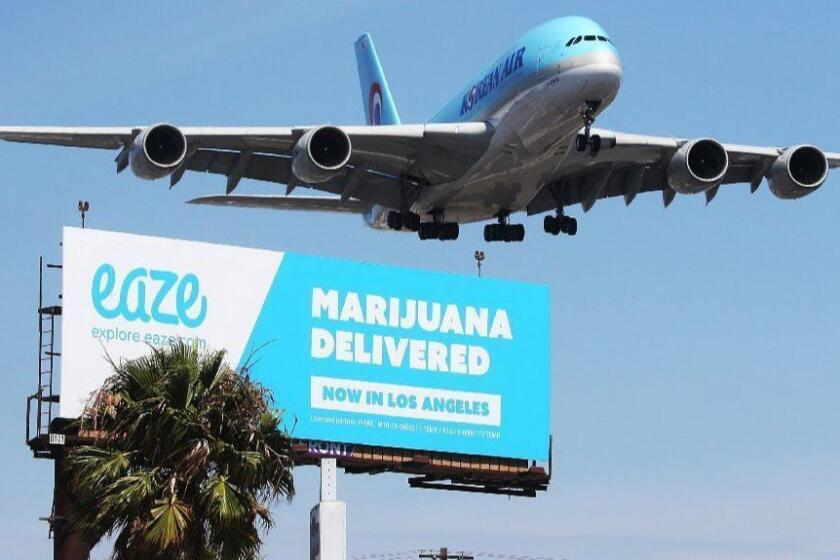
768 145 828 199
291 126 352 183
667 138 729 194
129 124 188 180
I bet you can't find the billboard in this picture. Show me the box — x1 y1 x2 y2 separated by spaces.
61 227 550 459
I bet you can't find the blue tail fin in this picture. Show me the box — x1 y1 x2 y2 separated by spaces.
354 33 401 126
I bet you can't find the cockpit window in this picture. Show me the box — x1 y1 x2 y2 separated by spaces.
566 34 614 47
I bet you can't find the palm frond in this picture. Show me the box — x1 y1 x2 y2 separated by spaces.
66 340 294 558
145 496 192 549
68 447 132 487
108 471 160 507
203 477 246 525
198 349 228 393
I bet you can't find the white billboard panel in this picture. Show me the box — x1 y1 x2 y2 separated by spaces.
61 227 550 459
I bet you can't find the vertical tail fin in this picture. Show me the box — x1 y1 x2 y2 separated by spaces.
354 33 401 126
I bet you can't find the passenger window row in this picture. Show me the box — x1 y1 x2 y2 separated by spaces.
565 35 612 47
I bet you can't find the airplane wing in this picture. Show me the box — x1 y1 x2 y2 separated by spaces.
0 124 493 204
182 149 410 209
186 194 370 213
527 129 840 214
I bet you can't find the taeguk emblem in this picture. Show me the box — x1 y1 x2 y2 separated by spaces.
368 82 383 126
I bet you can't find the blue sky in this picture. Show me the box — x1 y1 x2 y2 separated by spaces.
1 2 838 559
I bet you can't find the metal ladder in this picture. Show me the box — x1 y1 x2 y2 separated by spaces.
26 257 61 456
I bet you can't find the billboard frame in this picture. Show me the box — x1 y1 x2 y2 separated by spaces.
293 439 551 497
27 235 552 497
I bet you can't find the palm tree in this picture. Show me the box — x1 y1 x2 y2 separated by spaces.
66 341 295 560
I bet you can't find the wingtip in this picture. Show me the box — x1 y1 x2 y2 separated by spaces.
186 195 221 205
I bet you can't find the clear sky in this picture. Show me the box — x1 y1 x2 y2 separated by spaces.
1 2 838 559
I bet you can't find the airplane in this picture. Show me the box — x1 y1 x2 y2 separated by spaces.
1 16 837 242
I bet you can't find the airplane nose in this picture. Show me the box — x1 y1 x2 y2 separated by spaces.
580 50 623 100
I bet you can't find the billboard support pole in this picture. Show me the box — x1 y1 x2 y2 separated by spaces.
310 458 346 560
320 457 337 501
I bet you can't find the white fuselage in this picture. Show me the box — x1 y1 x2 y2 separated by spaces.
419 50 622 224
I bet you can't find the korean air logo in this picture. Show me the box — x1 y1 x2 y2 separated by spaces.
465 86 478 112
460 47 526 116
91 263 207 328
368 82 383 126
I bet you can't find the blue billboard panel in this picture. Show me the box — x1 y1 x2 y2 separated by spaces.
245 254 550 460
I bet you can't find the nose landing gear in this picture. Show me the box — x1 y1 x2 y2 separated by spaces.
575 100 602 154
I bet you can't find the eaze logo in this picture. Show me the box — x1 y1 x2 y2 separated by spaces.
368 82 383 126
91 263 207 328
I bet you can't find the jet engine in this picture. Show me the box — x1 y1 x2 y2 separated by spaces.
667 138 729 194
129 124 188 180
291 126 352 183
768 145 828 199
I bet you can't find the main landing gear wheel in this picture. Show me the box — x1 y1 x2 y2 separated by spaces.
402 212 420 232
418 223 434 240
389 211 420 232
483 223 525 242
418 222 459 241
387 211 403 230
543 214 577 236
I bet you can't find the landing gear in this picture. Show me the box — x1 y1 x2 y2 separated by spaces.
387 211 402 230
483 215 525 242
403 212 420 231
576 133 602 155
388 210 420 232
418 223 434 240
543 212 577 236
575 100 602 154
418 221 459 241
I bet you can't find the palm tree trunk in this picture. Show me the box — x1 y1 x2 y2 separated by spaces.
54 455 90 560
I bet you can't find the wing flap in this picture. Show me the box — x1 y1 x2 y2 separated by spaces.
184 149 407 208
187 194 370 214
186 149 293 184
